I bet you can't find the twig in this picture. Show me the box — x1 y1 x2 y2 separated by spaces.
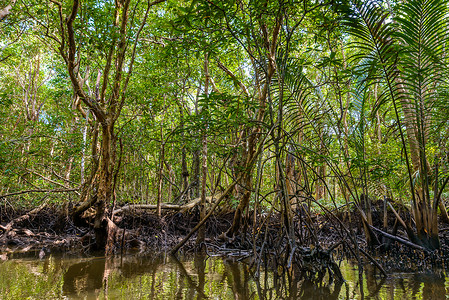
25 168 80 195
0 195 50 233
0 188 79 198
387 202 407 229
358 248 387 277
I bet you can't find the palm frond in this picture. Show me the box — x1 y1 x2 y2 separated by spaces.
395 0 449 143
343 0 401 98
350 69 369 159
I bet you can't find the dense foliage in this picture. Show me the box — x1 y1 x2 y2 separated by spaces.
0 0 448 251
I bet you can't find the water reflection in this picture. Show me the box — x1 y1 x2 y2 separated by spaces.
62 258 114 298
0 252 448 299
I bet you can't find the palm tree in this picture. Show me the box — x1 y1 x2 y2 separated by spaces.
343 0 449 250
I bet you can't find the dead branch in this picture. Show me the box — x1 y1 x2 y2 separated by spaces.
112 194 221 215
0 195 49 234
25 168 80 195
169 176 242 255
386 201 418 243
368 225 428 252
113 202 198 215
387 202 407 229
358 248 387 277
72 194 97 219
0 188 79 198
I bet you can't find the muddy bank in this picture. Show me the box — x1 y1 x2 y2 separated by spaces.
1 202 449 276
0 204 236 255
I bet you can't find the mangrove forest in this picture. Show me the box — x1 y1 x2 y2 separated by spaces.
1 0 449 298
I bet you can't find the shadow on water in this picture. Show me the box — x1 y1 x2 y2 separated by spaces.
0 252 448 299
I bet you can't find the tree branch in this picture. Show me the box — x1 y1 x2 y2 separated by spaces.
0 0 16 22
216 59 249 97
0 188 79 198
66 0 106 122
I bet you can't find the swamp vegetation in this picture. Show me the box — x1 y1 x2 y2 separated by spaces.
1 0 449 297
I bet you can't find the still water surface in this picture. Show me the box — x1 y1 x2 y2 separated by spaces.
0 251 448 299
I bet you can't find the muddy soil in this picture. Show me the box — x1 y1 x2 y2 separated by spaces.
0 204 237 255
2 201 449 274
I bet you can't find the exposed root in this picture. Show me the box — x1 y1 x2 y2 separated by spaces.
295 245 344 283
0 195 50 238
2 198 449 277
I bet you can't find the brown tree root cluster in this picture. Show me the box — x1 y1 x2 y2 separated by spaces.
1 200 449 278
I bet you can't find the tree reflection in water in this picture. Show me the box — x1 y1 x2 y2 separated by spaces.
0 253 448 299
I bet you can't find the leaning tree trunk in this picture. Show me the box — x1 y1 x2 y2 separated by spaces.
49 0 161 254
224 12 282 237
226 162 253 237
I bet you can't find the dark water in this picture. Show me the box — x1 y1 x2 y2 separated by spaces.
0 250 448 299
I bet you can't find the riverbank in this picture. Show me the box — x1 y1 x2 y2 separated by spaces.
1 201 449 276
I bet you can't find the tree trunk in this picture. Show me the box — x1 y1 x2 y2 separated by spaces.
156 140 165 218
196 134 208 248
227 169 252 237
399 89 439 250
316 131 326 201
179 108 189 196
94 122 117 252
285 146 296 208
197 53 210 249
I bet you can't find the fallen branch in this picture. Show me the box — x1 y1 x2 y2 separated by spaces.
358 248 387 277
112 195 221 215
72 194 97 218
387 202 407 229
169 175 241 255
368 225 428 252
387 201 418 243
0 195 50 234
113 202 194 214
25 168 80 196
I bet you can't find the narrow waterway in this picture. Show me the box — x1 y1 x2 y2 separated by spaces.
0 250 448 299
